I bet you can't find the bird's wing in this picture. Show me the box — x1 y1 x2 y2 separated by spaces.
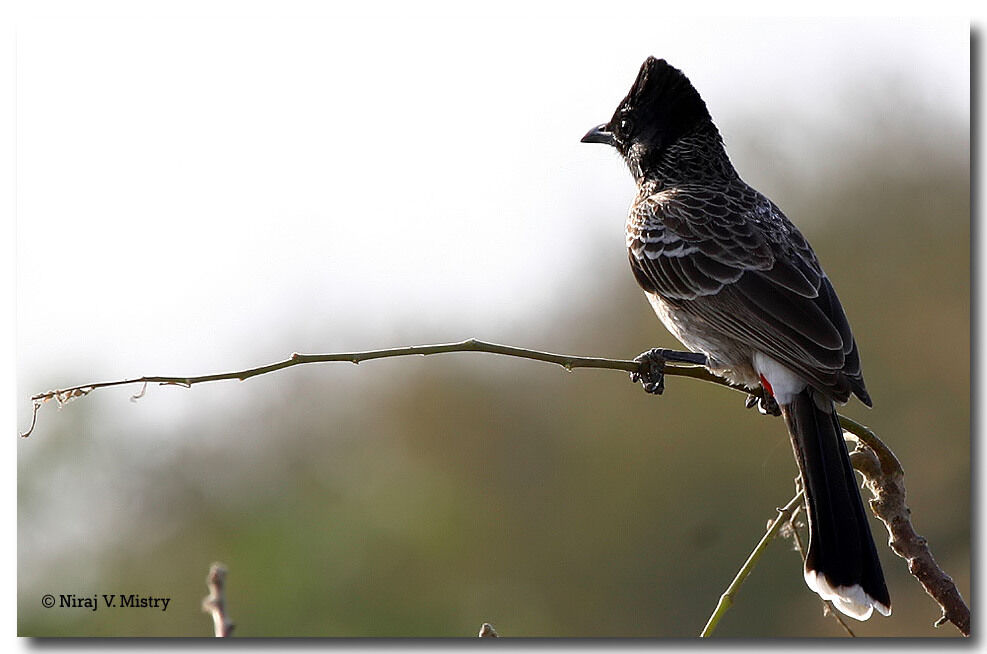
627 186 868 404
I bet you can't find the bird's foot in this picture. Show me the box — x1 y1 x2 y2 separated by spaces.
631 348 708 395
631 348 667 394
745 391 781 416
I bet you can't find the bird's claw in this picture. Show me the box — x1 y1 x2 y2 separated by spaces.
746 391 781 416
631 348 667 395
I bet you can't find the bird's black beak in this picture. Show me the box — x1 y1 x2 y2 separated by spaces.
581 123 616 146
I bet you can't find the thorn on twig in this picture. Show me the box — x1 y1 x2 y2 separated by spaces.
19 400 42 438
478 622 499 637
130 381 149 402
934 613 949 628
202 562 235 637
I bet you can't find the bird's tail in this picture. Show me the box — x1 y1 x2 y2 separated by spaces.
780 389 891 620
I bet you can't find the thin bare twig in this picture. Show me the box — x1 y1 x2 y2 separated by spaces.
202 563 234 637
20 338 739 438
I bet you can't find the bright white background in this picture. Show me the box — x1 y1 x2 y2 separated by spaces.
15 16 968 391
3 1 977 650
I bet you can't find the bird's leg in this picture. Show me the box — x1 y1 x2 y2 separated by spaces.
631 348 708 395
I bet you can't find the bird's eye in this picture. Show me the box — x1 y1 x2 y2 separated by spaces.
619 116 634 134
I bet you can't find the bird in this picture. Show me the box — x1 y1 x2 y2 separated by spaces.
580 57 890 621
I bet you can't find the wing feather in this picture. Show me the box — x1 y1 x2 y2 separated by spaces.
627 186 867 403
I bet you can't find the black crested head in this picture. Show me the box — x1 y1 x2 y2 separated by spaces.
613 57 711 154
582 57 714 166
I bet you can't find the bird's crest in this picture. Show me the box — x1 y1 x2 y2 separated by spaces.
613 57 712 150
627 58 700 108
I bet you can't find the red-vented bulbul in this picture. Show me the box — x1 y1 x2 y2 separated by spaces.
581 57 890 620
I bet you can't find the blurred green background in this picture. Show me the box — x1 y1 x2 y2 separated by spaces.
16 20 969 638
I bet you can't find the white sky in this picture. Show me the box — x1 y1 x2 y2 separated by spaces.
15 15 968 400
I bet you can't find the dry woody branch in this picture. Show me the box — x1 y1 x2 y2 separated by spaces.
842 417 970 636
202 562 235 637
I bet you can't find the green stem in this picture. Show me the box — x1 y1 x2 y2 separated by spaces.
700 491 805 637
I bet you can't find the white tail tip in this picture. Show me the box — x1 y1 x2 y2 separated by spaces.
805 569 892 621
